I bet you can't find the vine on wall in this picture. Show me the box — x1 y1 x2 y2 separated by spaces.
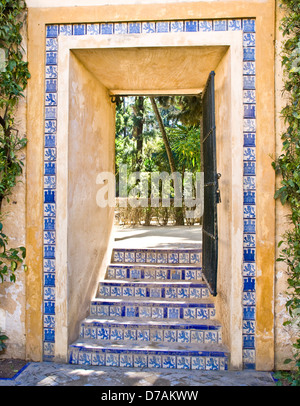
0 0 30 350
273 0 300 385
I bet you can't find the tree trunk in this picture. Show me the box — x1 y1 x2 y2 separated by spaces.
150 97 176 173
132 96 144 172
150 97 184 225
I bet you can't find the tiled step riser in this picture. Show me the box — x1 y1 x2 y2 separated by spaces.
90 302 215 321
98 283 210 300
69 348 228 370
106 265 203 281
113 249 202 265
68 244 229 371
80 325 222 345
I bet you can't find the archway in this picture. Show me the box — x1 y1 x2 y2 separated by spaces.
52 31 244 368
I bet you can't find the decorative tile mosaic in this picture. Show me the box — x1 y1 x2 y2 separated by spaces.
81 319 223 345
69 344 228 370
106 264 203 281
43 18 256 369
112 248 202 265
98 281 209 299
90 299 216 321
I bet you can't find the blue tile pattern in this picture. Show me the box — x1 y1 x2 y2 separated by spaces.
69 344 228 370
68 246 229 370
241 20 256 370
44 18 256 369
106 264 203 281
98 281 209 299
90 298 215 321
44 26 58 360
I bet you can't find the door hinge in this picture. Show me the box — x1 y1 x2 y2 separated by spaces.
216 173 221 204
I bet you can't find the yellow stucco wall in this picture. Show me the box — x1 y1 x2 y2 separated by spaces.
215 44 244 368
68 51 115 344
274 0 296 369
25 0 276 369
0 24 27 359
49 28 245 367
53 49 115 361
2 0 290 371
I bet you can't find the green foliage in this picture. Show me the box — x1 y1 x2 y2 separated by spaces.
115 96 201 227
115 97 158 172
0 0 30 113
272 0 300 385
0 0 29 351
168 125 201 172
0 220 26 283
0 332 8 351
115 96 201 175
0 0 29 209
157 95 202 126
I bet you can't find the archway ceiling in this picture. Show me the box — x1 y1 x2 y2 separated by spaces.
72 45 228 95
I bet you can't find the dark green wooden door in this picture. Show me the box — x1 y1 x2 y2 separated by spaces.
202 71 221 296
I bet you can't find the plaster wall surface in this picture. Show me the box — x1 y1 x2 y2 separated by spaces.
52 31 245 366
68 53 115 346
53 49 115 361
0 114 26 358
0 0 279 370
215 44 244 369
274 0 297 369
0 24 27 359
26 0 268 6
73 46 228 94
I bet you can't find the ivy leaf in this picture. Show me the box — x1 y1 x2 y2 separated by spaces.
0 1 28 288
274 186 289 204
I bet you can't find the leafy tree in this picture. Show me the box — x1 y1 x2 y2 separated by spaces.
132 96 144 172
157 95 202 127
115 96 159 197
115 95 202 226
168 125 201 172
150 97 176 174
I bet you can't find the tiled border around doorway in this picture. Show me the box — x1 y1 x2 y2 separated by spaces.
43 18 256 369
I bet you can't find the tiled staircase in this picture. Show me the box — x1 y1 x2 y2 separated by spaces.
68 247 229 370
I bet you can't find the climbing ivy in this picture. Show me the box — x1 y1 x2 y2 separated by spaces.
272 0 300 386
0 0 29 349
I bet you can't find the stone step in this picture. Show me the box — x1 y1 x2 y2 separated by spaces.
106 264 203 281
112 248 202 265
68 244 228 372
90 298 216 320
69 338 229 370
98 280 210 300
79 317 222 345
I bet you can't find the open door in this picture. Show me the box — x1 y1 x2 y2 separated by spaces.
202 71 221 296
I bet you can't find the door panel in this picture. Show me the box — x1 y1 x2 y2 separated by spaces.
202 71 221 296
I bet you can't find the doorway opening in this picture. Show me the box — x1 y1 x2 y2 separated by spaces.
112 93 203 255
54 35 244 368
